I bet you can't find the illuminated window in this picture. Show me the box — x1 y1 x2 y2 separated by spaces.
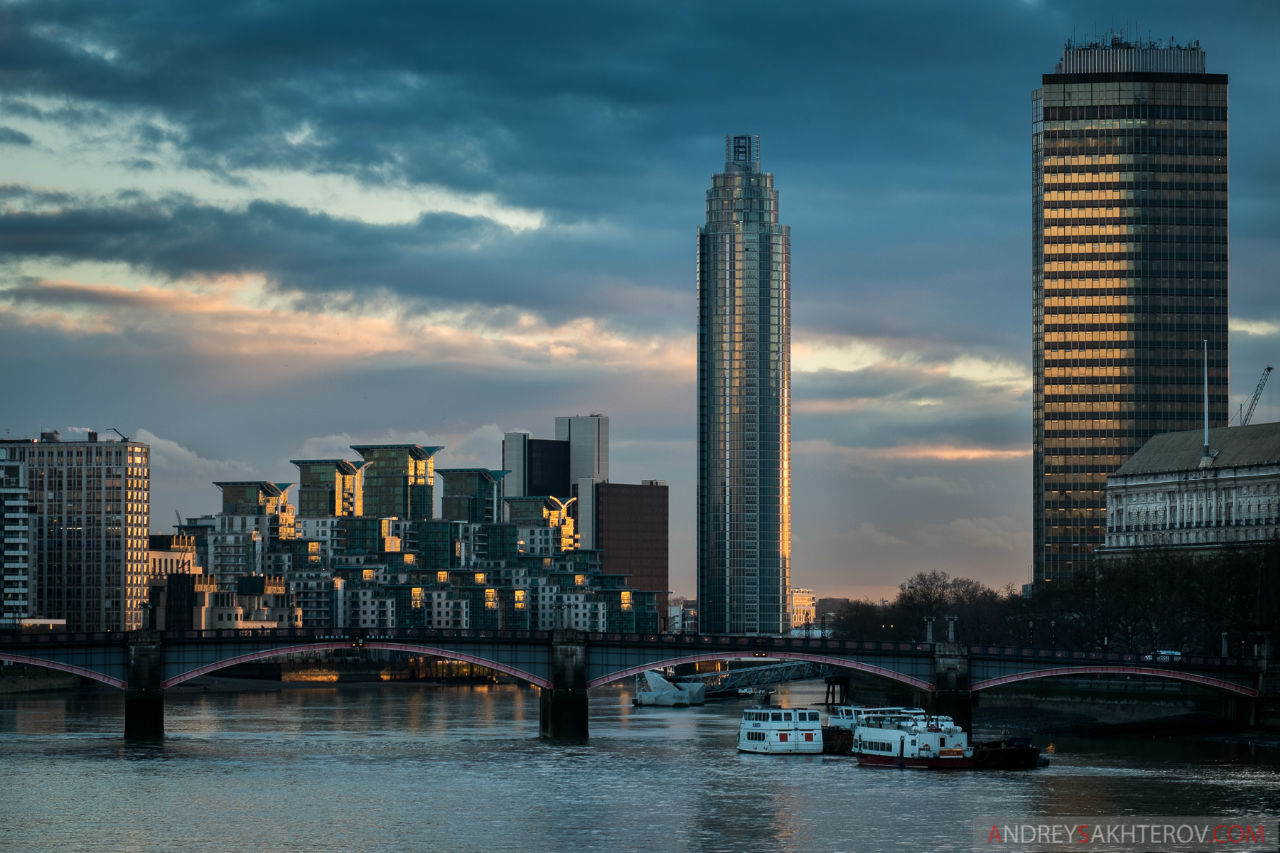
438 571 449 583
485 589 497 609
620 591 632 611
514 589 527 610
574 574 585 586
474 573 486 584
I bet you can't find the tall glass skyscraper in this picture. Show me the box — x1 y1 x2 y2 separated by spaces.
1032 39 1228 585
697 134 792 634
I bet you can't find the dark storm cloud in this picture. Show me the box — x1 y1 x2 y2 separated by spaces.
5 0 1273 346
0 0 1050 222
0 184 72 205
0 126 32 146
0 196 511 297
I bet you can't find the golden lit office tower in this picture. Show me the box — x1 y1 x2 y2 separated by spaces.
1032 37 1228 585
0 431 150 631
697 134 792 634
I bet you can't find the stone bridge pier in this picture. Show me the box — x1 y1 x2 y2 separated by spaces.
125 637 165 740
930 642 973 731
539 630 588 739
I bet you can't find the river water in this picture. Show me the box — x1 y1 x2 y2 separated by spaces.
0 679 1277 852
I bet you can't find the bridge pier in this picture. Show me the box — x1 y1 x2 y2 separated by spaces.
125 638 164 740
824 675 850 705
1223 694 1258 727
540 630 588 739
931 641 972 731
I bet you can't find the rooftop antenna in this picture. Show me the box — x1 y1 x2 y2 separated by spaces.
110 427 129 442
1198 339 1216 468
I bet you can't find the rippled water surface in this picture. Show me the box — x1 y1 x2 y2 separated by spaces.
1 680 1277 852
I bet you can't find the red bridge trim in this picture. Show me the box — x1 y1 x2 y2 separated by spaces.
160 641 552 689
588 651 936 692
0 652 128 689
972 666 1258 697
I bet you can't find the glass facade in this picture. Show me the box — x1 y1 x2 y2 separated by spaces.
351 444 439 521
291 459 364 518
697 134 792 634
1032 41 1228 584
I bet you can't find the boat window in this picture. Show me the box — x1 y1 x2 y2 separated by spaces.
940 737 946 746
771 713 782 722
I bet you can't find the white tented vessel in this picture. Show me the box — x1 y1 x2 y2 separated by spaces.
633 671 706 707
737 706 823 754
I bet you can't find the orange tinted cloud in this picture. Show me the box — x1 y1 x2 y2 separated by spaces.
1 274 695 378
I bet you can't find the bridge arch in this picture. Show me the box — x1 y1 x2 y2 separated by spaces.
971 665 1258 697
588 651 935 692
0 652 128 690
161 641 552 690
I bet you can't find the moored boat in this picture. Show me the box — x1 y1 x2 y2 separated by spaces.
737 706 823 754
973 736 1041 770
827 706 974 768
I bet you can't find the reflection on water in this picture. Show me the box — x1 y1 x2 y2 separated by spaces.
0 680 1276 852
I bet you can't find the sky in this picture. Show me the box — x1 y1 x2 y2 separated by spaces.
2 0 1278 602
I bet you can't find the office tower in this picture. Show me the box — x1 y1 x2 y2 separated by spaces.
1032 38 1228 584
502 415 609 504
0 455 32 626
291 459 365 518
351 444 440 520
593 480 669 623
501 433 570 500
555 415 609 484
0 431 150 632
697 134 792 634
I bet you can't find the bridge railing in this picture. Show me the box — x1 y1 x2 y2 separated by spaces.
965 645 1263 671
158 626 559 644
0 628 1263 674
0 630 123 646
582 633 934 654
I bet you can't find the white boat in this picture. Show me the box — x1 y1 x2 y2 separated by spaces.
633 671 706 707
737 706 823 754
829 706 973 768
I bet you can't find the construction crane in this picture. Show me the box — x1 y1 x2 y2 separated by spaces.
1240 364 1273 426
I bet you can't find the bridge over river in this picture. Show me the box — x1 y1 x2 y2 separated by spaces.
0 627 1267 738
